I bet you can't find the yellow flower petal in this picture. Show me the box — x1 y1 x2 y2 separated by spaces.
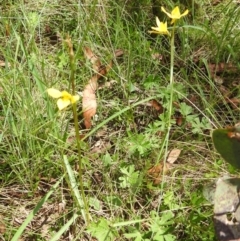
57 98 71 110
61 91 79 103
47 88 80 110
161 6 188 24
47 88 63 98
161 6 172 19
171 6 181 18
181 9 189 17
149 18 170 36
71 95 80 103
156 16 161 28
61 91 72 100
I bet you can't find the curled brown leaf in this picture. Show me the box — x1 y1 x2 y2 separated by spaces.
147 163 170 185
83 47 101 72
82 77 98 129
82 47 123 129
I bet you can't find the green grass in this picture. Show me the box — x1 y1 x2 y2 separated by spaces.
0 0 240 240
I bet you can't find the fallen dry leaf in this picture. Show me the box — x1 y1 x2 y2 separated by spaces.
82 76 98 129
84 46 101 72
149 99 163 114
147 163 170 185
147 149 180 185
176 114 183 126
82 47 123 129
167 149 181 164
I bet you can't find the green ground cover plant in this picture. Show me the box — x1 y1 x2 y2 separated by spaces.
0 0 240 240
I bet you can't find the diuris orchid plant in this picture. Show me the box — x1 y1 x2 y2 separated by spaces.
161 6 189 24
46 37 90 224
47 88 80 111
149 6 188 166
149 18 170 36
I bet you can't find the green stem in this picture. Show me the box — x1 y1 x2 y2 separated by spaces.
67 36 90 224
70 61 76 94
66 36 76 94
158 23 176 214
164 25 176 164
72 103 90 224
169 24 175 126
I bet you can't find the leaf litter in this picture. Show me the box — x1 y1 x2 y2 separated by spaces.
147 149 181 185
82 47 123 129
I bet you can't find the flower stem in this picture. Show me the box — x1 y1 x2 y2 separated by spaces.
66 36 90 224
168 25 175 123
72 103 90 224
164 25 176 161
65 35 76 94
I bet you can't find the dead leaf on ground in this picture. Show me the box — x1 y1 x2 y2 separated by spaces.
147 149 181 185
147 163 170 185
149 99 164 114
167 148 181 164
176 114 183 126
82 47 123 129
84 47 101 72
82 76 98 129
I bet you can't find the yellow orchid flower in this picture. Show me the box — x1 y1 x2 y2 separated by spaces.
161 6 189 24
47 88 80 111
149 17 170 36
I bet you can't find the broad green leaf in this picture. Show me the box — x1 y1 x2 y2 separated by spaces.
212 129 240 168
87 218 118 241
124 230 142 241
